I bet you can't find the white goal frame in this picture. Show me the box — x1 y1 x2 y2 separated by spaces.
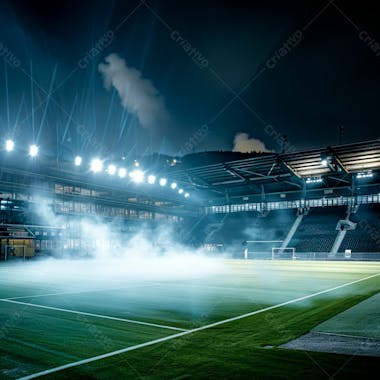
271 247 296 260
244 240 284 259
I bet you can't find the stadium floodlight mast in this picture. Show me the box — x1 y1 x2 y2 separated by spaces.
90 158 103 173
5 139 14 152
29 144 39 157
74 156 82 166
107 164 117 175
147 174 156 184
159 178 167 186
118 167 127 178
130 169 144 183
170 182 177 190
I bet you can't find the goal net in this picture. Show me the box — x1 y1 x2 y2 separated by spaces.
271 247 296 260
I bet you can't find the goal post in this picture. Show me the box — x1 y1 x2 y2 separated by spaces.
271 247 296 260
243 240 283 259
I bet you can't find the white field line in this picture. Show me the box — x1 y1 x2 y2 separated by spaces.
3 289 122 300
18 272 380 380
0 299 187 332
3 283 158 300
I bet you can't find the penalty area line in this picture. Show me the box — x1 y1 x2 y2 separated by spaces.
0 299 187 332
18 271 380 380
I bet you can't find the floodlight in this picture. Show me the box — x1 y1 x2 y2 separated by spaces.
74 156 82 166
107 164 117 175
178 188 184 194
356 171 373 179
118 167 127 178
90 158 103 173
306 176 323 184
159 178 167 186
29 144 39 157
170 182 177 190
5 139 14 152
130 169 144 183
147 174 156 184
184 192 190 198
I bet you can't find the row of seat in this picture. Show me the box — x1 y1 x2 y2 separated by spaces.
185 204 379 253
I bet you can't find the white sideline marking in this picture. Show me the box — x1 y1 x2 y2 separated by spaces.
0 299 187 332
4 283 158 300
18 272 380 380
4 289 120 300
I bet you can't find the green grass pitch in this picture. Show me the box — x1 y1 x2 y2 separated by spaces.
1 260 380 379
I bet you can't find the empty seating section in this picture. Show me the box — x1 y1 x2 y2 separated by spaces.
180 213 226 244
204 209 296 251
244 210 296 252
340 204 380 253
203 212 257 244
289 207 346 252
187 204 379 255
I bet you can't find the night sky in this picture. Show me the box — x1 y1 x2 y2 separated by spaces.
0 0 379 161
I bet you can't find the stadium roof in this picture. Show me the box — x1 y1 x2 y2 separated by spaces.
1 139 379 208
166 139 380 203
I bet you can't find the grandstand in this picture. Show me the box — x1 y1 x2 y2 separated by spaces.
1 139 380 379
1 139 380 259
290 206 346 254
177 139 380 259
340 203 380 256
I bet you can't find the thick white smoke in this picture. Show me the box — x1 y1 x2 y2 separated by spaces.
28 198 225 284
233 132 271 153
98 53 169 129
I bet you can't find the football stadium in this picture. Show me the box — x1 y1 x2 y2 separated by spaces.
1 138 380 379
1 1 380 379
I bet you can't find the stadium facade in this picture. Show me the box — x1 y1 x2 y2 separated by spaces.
0 139 379 259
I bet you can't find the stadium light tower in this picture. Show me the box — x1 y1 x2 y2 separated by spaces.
5 139 14 152
90 158 103 173
29 144 39 157
74 156 82 166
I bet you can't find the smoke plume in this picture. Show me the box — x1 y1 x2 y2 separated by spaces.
98 53 169 129
29 197 225 284
233 132 271 153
